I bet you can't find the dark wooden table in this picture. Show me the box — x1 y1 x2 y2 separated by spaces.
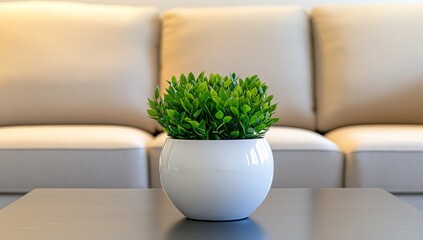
0 188 422 240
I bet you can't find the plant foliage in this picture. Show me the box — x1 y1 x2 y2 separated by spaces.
147 72 279 140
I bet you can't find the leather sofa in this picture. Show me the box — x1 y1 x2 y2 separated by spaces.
0 1 422 210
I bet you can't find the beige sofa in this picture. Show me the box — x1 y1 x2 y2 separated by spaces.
0 1 422 209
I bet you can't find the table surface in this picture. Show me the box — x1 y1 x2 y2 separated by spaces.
0 188 422 240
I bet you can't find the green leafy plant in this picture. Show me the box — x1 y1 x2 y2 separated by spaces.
147 72 279 140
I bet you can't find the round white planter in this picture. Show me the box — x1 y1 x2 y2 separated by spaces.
160 138 274 221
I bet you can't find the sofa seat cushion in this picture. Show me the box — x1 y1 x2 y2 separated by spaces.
0 2 159 133
148 127 343 188
0 126 153 193
266 127 343 188
312 4 423 132
326 125 423 193
161 6 315 130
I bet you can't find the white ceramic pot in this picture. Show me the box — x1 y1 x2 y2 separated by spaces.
160 138 274 221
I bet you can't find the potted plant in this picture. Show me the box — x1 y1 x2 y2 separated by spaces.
148 72 278 221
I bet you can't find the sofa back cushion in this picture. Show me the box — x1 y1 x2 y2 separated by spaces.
313 4 423 132
161 6 315 130
0 2 159 133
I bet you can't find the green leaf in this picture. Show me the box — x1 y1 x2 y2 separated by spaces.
265 95 273 102
154 86 160 99
230 131 239 138
229 99 237 108
188 72 195 81
199 92 207 102
241 105 251 113
193 109 202 118
230 107 239 116
224 78 231 88
147 98 156 108
249 115 258 125
180 73 187 85
147 109 158 117
215 73 222 81
171 76 178 85
268 118 279 125
192 99 200 109
209 73 216 83
269 103 277 112
177 125 188 133
235 85 242 95
180 99 190 112
198 72 205 80
255 124 266 132
184 91 194 100
199 120 206 130
246 90 252 99
218 88 227 100
215 111 224 119
166 109 175 118
223 116 232 123
189 120 200 128
210 89 218 98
